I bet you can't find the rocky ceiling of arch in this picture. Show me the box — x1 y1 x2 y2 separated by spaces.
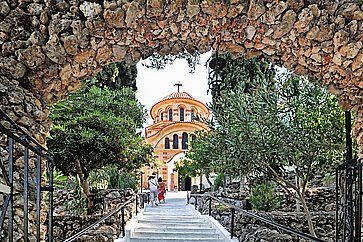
1 0 362 110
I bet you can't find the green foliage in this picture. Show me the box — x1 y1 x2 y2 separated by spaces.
210 54 275 104
61 176 88 215
216 203 229 212
48 86 153 177
142 51 201 73
322 173 334 187
214 173 225 190
186 55 345 235
52 170 68 189
89 166 137 190
85 62 138 91
205 59 345 185
182 130 228 178
176 158 202 178
249 181 281 211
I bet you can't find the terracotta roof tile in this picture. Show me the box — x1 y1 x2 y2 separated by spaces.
162 92 196 101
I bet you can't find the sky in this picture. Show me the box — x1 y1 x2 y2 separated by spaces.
136 51 213 127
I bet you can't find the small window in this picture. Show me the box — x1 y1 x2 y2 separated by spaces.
160 112 163 121
182 132 188 150
180 108 184 121
165 137 170 149
168 109 173 121
191 109 195 121
173 134 179 149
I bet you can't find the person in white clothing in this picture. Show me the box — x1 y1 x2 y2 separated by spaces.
148 174 158 207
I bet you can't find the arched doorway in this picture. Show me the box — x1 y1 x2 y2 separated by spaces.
182 177 192 191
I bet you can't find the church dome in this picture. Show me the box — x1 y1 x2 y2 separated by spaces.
150 91 209 121
162 92 196 101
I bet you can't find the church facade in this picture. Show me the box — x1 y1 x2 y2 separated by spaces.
142 91 209 191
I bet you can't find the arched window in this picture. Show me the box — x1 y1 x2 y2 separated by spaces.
191 134 196 142
168 109 173 121
173 134 179 149
165 137 170 149
160 112 163 121
191 109 195 121
179 108 184 121
182 132 188 150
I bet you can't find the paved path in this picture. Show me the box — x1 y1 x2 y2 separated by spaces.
126 191 227 242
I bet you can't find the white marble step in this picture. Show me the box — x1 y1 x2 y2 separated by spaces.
129 238 223 242
138 222 206 227
137 222 211 228
133 231 220 238
143 208 193 212
142 213 195 217
138 217 205 223
124 192 228 242
134 227 216 233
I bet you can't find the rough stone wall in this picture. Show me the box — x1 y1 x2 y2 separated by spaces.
196 195 335 242
279 187 336 213
0 76 50 241
215 184 336 213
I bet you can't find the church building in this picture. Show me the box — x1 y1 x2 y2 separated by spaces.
142 85 210 191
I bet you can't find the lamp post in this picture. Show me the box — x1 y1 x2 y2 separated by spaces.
208 51 226 100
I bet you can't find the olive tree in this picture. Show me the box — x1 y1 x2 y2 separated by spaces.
48 85 153 213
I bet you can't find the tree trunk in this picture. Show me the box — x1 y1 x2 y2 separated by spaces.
205 173 213 187
75 160 94 213
295 175 300 212
298 192 317 237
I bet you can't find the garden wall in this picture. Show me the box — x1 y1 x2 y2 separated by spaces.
53 189 137 242
194 186 336 242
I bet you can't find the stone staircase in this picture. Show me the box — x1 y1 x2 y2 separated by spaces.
120 191 235 242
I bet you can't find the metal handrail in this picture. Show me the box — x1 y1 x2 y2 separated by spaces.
0 122 52 160
0 110 48 152
0 109 54 242
64 192 151 242
189 193 326 242
64 196 135 242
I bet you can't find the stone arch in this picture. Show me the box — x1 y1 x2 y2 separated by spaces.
3 1 362 115
2 0 363 239
2 1 361 108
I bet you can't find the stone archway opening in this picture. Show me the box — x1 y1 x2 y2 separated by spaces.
1 0 363 240
2 0 362 157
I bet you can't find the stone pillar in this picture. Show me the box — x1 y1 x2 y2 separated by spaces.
0 76 50 241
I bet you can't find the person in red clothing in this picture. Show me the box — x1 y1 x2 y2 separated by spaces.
157 177 166 203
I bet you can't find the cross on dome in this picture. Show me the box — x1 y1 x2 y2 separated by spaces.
174 81 183 92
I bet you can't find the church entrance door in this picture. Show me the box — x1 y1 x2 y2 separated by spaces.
182 177 192 191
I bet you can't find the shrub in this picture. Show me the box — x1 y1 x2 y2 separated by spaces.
249 181 281 211
214 173 225 190
89 166 137 190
